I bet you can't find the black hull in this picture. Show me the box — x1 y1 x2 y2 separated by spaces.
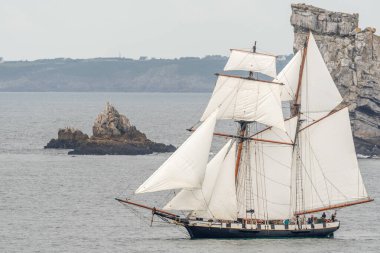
185 225 338 239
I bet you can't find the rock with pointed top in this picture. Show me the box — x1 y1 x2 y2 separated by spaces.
45 103 176 155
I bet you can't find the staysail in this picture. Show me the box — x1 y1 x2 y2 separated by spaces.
135 110 218 193
200 74 286 131
164 140 238 221
275 50 302 101
276 33 342 120
224 49 277 78
163 140 233 211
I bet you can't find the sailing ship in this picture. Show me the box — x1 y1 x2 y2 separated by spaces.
116 32 373 239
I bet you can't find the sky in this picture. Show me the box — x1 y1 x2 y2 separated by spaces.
1 0 378 61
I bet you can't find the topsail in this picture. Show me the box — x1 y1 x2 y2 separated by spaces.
224 49 277 78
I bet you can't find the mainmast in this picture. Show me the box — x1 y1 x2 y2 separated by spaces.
292 34 309 117
292 33 309 216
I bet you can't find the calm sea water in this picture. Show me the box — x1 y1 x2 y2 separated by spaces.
0 92 379 253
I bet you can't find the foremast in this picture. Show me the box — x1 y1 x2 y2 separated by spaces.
234 121 248 179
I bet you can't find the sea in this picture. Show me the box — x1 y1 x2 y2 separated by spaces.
0 92 379 253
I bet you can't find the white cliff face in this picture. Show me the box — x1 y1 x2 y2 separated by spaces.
291 3 380 156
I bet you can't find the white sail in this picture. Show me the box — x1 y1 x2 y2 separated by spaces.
275 50 302 101
237 117 298 220
206 142 238 220
201 75 286 131
135 110 218 194
295 108 369 213
276 33 343 117
224 49 277 78
163 140 233 211
300 33 343 117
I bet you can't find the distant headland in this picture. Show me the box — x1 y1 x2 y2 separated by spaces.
0 55 292 92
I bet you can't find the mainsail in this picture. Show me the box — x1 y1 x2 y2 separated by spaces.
224 49 277 78
293 107 369 214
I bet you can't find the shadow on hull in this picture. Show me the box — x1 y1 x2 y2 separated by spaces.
185 225 338 239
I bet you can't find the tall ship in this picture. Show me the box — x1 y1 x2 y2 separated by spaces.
116 32 373 238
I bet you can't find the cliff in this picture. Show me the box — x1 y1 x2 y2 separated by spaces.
45 102 176 155
291 3 380 156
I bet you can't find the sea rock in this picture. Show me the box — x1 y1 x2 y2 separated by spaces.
45 103 176 155
44 127 89 149
92 102 147 141
291 4 380 157
68 139 175 155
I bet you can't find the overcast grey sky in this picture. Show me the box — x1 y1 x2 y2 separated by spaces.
1 0 378 60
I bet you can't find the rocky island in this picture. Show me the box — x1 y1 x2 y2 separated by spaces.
291 4 380 157
45 103 176 155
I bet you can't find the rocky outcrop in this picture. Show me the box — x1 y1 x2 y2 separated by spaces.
291 3 380 156
44 128 89 149
92 102 147 142
45 103 176 155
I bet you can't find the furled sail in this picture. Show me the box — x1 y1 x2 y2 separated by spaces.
163 140 233 211
237 116 298 220
135 110 218 194
224 49 277 78
293 108 369 214
200 74 286 131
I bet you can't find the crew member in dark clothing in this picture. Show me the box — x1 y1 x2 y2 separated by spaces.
331 211 336 222
296 215 300 228
321 212 327 221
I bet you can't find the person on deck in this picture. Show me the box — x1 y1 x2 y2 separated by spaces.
296 215 300 228
321 212 327 221
331 211 337 222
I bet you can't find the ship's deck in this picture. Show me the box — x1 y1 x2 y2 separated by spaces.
183 220 340 238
